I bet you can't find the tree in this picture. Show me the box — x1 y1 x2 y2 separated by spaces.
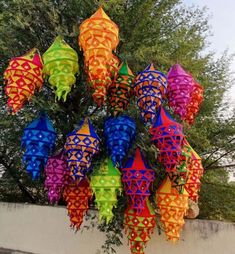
0 0 235 252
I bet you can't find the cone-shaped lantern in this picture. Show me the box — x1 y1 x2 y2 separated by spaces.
91 159 122 223
150 106 184 172
63 178 92 229
108 61 134 116
21 112 56 180
44 150 69 203
104 115 136 167
64 118 100 181
167 64 194 120
185 82 204 125
134 63 167 124
157 177 188 242
122 148 155 213
43 36 79 101
3 48 43 113
79 7 119 105
184 141 204 202
124 200 156 254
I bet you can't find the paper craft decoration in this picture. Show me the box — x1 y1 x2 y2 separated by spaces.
21 112 56 180
91 159 122 223
122 148 155 213
44 150 69 203
64 118 100 181
124 200 156 254
150 106 184 172
79 7 119 105
167 64 194 120
185 82 204 124
184 141 204 202
104 115 136 167
63 178 92 229
134 63 167 124
43 36 79 101
3 48 43 113
108 61 134 116
157 177 188 242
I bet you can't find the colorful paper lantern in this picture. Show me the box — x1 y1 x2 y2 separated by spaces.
167 64 194 120
21 112 56 180
64 118 100 181
108 61 134 116
134 63 167 124
184 141 204 202
150 106 184 172
157 177 188 242
104 115 136 167
91 159 122 223
122 148 155 213
3 48 43 113
124 200 156 254
63 178 92 229
79 7 119 105
185 82 204 124
43 36 79 101
44 150 69 204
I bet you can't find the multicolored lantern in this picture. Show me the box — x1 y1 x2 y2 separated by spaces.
79 7 119 105
184 141 204 202
157 177 188 242
124 200 156 254
108 61 134 116
44 150 69 203
134 63 167 124
3 48 43 113
64 118 100 181
91 159 122 223
122 148 155 213
167 64 194 120
63 178 92 229
43 36 79 101
150 106 184 172
185 82 204 125
104 115 136 167
21 112 56 180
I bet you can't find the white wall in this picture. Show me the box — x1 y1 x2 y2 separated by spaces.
0 202 235 254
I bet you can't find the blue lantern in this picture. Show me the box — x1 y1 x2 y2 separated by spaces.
104 115 136 167
21 112 56 180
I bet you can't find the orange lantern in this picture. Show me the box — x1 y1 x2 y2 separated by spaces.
157 177 188 242
3 48 43 113
79 7 119 105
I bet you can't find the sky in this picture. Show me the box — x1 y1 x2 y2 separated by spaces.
183 0 235 103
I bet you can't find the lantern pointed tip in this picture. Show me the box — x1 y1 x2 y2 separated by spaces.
167 63 189 78
118 61 134 76
92 6 111 20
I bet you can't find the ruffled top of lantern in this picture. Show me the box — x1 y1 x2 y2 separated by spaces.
79 7 119 50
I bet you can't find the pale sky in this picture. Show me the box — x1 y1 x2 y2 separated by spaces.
183 0 235 104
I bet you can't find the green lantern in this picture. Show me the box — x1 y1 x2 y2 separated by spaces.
91 159 122 223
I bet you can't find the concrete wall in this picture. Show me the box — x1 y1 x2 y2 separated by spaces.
0 202 234 254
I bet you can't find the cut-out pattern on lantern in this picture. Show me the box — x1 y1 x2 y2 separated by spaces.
3 48 43 113
44 150 69 203
157 176 188 242
108 61 134 116
150 106 184 172
79 7 119 105
184 140 204 202
124 200 156 254
104 115 136 167
43 36 79 101
63 178 92 229
21 112 56 180
134 63 167 125
64 118 100 181
122 148 155 213
91 159 122 223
